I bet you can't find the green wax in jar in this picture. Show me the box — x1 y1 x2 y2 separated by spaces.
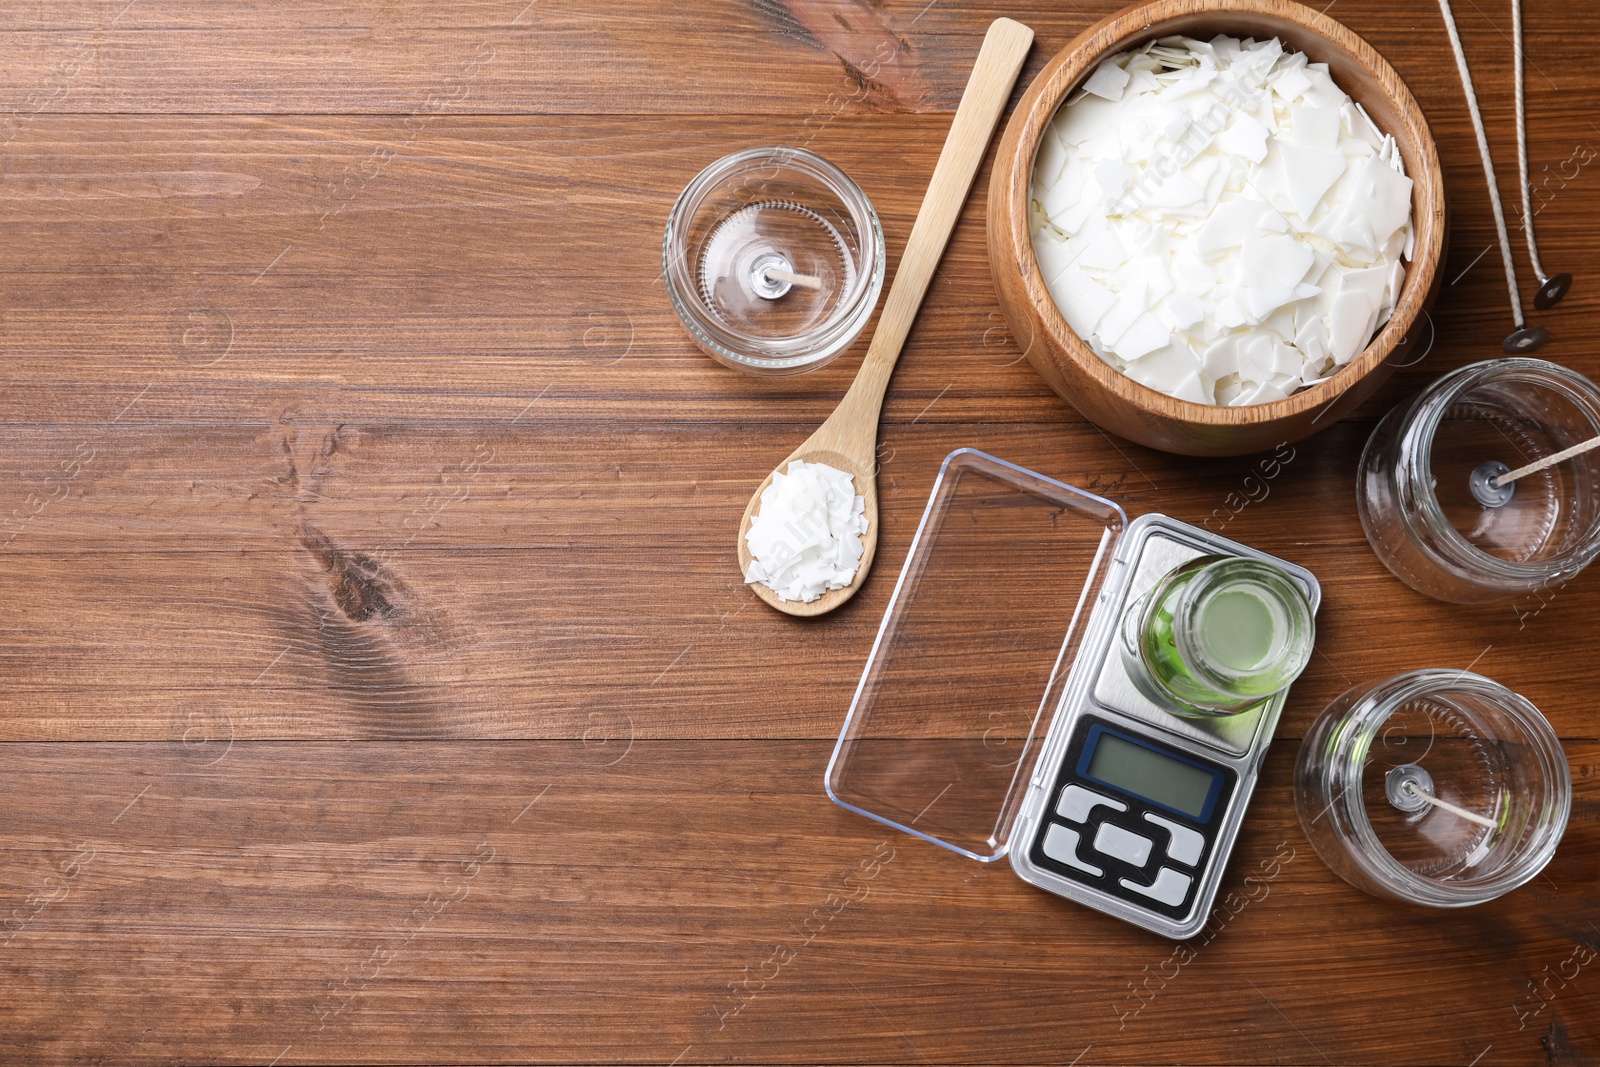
1124 554 1313 715
1139 585 1189 690
1133 567 1287 708
1196 589 1274 670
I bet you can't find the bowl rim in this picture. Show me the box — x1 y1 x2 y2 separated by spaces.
999 0 1446 427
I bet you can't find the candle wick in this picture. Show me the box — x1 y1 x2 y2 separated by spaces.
763 267 823 291
1490 432 1600 488
1402 782 1498 829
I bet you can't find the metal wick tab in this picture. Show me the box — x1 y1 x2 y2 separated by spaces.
1469 460 1515 508
1385 763 1498 829
750 253 822 299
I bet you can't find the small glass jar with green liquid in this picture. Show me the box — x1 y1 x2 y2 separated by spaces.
1120 555 1315 716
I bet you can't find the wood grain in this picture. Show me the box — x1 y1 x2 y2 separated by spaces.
1 0 1598 1063
0 741 1595 1064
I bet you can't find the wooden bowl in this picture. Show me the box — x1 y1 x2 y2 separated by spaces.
987 0 1446 456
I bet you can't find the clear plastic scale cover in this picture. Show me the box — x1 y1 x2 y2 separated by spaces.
826 449 1127 861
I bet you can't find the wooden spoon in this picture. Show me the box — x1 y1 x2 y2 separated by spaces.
737 17 1034 617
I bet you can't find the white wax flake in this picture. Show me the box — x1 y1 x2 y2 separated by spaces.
1327 288 1376 365
1079 229 1130 271
1271 66 1312 103
1034 230 1078 287
1124 255 1173 303
1217 113 1270 163
1344 153 1414 249
1238 233 1313 318
1029 33 1413 406
1049 264 1117 336
1278 144 1346 219
743 460 867 604
1294 317 1330 363
1035 127 1069 188
1172 252 1217 296
1146 168 1206 208
1057 94 1120 145
1195 199 1265 253
1126 345 1201 395
1084 60 1133 101
1114 314 1172 361
1301 67 1345 109
1165 292 1206 329
1098 279 1149 345
1290 106 1342 151
1094 159 1135 199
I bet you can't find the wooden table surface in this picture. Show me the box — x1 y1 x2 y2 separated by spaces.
2 1 1597 1064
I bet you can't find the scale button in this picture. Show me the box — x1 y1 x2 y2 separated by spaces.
1092 822 1154 868
1042 824 1103 877
1120 867 1192 907
1057 784 1127 824
1144 812 1205 866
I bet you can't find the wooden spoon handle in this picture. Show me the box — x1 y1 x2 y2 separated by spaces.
842 17 1035 421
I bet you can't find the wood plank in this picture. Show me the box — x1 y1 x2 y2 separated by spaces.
0 740 1595 1065
0 0 1593 118
2 113 1597 274
0 24 967 117
0 421 1595 743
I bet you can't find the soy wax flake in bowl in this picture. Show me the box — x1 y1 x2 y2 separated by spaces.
1031 33 1415 407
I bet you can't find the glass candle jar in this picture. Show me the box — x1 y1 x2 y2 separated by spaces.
1294 669 1570 907
663 147 885 375
1119 555 1315 716
1357 358 1600 603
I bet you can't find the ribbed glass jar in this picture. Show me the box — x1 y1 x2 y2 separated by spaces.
663 147 884 375
1294 669 1570 907
1357 358 1600 603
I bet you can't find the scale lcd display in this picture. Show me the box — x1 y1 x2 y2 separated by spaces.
1085 731 1217 819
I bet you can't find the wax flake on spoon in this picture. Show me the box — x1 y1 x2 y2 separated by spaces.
744 460 867 603
1030 32 1413 406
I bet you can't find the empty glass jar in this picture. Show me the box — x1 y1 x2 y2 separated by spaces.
1120 555 1315 716
1357 358 1600 602
1294 669 1570 907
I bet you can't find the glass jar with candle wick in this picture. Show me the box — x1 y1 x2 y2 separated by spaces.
663 147 884 375
1294 669 1570 906
1119 554 1315 717
1357 358 1600 603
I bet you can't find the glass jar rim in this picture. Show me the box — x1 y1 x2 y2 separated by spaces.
1330 668 1571 905
1400 358 1600 583
662 146 884 372
1168 556 1315 697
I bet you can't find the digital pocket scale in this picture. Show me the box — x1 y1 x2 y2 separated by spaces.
827 449 1320 939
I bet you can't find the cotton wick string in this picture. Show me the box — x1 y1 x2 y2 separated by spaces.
1402 783 1499 830
1490 433 1600 487
1512 0 1549 283
1438 0 1527 329
762 267 823 290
